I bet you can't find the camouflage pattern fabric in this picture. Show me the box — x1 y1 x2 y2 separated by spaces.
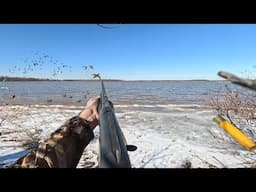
11 116 94 168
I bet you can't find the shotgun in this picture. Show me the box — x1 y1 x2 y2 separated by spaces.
98 78 137 168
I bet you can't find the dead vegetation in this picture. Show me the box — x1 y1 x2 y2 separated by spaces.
181 159 192 168
208 71 256 167
0 107 42 149
208 87 256 139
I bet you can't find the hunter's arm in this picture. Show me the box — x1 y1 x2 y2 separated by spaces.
11 116 94 168
11 96 100 168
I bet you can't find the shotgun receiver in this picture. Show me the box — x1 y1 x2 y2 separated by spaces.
98 79 137 168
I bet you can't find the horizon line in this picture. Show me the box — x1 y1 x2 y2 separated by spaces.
0 76 225 81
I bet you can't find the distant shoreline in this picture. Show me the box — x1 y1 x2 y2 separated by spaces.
0 76 225 82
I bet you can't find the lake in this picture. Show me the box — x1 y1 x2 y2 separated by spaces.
0 80 252 106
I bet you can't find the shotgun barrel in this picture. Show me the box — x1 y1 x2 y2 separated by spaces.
98 79 136 168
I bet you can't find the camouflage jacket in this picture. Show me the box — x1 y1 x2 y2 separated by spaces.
11 116 94 168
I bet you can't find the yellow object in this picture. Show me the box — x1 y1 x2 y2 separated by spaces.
213 115 256 151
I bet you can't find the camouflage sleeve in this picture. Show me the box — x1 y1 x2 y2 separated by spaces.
11 116 94 168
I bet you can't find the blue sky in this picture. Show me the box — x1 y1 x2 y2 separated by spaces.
0 24 256 80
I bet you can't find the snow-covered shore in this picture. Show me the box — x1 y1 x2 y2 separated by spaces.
1 104 256 168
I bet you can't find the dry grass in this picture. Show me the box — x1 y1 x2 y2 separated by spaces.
0 106 42 149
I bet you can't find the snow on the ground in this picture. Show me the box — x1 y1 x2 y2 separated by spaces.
1 104 256 168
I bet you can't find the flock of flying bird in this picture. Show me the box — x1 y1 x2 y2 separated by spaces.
3 50 100 104
8 51 73 77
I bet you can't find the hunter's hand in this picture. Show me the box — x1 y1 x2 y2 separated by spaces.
79 96 100 130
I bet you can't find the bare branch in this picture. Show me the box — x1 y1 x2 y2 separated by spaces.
218 71 256 91
207 85 256 134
